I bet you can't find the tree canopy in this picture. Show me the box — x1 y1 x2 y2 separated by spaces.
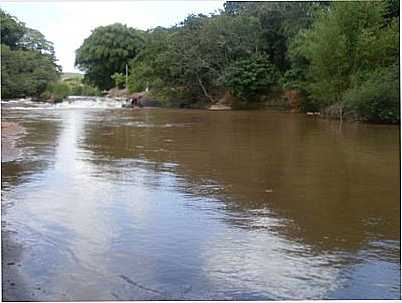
1 9 60 99
292 1 399 122
75 23 145 90
0 9 26 48
123 2 321 104
4 1 398 123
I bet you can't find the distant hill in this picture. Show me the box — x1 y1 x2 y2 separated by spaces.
61 72 84 80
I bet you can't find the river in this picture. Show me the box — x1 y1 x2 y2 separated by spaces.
1 98 400 300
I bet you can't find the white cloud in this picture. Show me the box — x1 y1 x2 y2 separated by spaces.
1 1 225 72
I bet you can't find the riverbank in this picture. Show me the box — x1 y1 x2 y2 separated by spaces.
1 121 30 301
106 88 384 124
2 228 32 301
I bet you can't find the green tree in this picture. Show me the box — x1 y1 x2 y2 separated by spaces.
75 23 145 90
111 72 126 89
294 1 399 121
1 9 60 99
129 13 264 103
19 27 59 66
62 76 101 96
127 27 171 92
223 1 328 72
344 64 399 123
1 44 59 99
41 82 71 102
223 54 279 99
0 10 25 49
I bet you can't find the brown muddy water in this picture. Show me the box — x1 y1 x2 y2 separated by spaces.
1 98 400 300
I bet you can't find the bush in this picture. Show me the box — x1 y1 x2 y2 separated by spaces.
1 44 59 99
223 55 279 100
344 65 399 123
111 72 126 89
41 82 70 102
146 87 199 108
63 76 101 96
70 83 101 96
292 1 398 118
128 61 153 93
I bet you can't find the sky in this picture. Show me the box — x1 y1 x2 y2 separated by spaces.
1 1 225 73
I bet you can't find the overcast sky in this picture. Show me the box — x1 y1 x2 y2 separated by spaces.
1 1 225 73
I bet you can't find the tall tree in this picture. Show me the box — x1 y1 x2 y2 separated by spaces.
0 10 25 49
223 1 327 72
75 23 145 90
1 9 60 99
293 1 399 121
129 13 265 102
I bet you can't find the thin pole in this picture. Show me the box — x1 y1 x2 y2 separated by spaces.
125 64 128 89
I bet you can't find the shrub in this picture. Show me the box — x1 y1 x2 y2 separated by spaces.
42 82 70 102
223 55 279 100
344 65 399 123
111 72 126 89
69 83 101 96
63 76 101 96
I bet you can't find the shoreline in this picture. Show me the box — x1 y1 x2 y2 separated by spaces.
1 98 399 126
1 228 32 301
1 122 31 301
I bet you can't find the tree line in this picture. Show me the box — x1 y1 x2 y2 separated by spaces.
2 2 399 123
76 1 399 122
75 1 399 122
1 9 61 99
1 9 100 101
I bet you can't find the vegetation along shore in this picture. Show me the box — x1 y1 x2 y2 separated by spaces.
1 1 400 123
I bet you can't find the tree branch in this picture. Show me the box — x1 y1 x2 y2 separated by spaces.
197 76 215 103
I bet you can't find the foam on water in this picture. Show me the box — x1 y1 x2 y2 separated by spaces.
2 97 124 110
55 97 123 109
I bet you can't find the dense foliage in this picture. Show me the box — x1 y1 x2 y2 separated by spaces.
41 82 70 102
2 1 393 122
73 1 399 121
124 2 339 107
42 76 101 102
111 72 126 89
65 77 101 96
292 1 399 122
1 9 60 99
344 64 399 123
125 4 317 104
75 23 145 90
223 55 279 99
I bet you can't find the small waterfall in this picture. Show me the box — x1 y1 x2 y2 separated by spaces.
2 97 124 110
56 97 123 109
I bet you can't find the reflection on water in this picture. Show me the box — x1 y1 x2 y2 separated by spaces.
1 99 400 300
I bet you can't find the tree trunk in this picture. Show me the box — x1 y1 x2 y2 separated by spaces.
339 103 344 130
197 77 215 103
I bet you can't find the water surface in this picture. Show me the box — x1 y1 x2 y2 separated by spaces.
1 98 400 300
